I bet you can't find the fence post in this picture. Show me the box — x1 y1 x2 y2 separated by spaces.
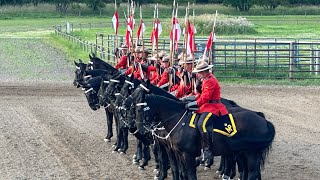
289 42 294 79
107 34 110 61
95 33 98 54
316 49 320 76
234 39 236 64
254 39 257 73
310 47 315 75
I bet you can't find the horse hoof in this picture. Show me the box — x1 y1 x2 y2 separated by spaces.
132 154 137 159
222 175 229 180
204 166 210 171
104 138 111 142
119 151 125 155
138 166 145 170
112 150 118 154
132 160 139 165
153 168 159 173
117 149 122 152
154 176 159 180
216 170 221 174
112 144 116 148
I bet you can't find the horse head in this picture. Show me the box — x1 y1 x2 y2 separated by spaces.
88 53 118 74
104 72 125 106
83 76 102 111
73 59 87 88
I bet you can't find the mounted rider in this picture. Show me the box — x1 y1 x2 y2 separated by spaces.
184 59 228 162
114 44 129 70
174 56 194 98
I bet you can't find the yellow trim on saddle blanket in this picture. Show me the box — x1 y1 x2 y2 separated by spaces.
189 113 197 128
213 114 238 137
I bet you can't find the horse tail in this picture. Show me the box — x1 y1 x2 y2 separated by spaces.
259 121 276 170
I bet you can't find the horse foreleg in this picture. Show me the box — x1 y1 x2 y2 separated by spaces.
156 142 170 180
133 139 142 165
139 143 151 170
113 115 123 152
119 127 128 154
104 109 113 142
182 153 198 180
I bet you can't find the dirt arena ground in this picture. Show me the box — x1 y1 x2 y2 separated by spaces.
0 39 320 179
0 82 319 180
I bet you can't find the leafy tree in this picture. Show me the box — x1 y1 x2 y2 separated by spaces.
223 0 253 11
254 0 281 9
83 0 110 11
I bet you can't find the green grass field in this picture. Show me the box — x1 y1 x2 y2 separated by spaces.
1 4 320 85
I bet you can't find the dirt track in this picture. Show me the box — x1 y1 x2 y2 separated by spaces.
0 82 320 180
1 38 320 179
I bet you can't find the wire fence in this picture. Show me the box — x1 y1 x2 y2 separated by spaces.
54 25 320 80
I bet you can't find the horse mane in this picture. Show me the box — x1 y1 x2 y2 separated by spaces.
86 76 102 91
146 94 185 112
148 83 179 101
85 69 108 77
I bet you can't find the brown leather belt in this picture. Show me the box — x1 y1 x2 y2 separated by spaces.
209 100 221 104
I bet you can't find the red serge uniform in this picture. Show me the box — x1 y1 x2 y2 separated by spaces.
196 73 228 116
175 71 192 98
157 68 170 87
150 71 159 84
115 55 128 69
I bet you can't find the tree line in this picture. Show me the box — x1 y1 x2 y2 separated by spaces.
1 0 320 12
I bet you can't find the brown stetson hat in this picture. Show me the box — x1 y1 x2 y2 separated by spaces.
192 60 214 73
162 55 171 62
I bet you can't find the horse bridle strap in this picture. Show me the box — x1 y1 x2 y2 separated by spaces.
151 110 188 140
84 75 92 79
85 88 95 94
136 102 147 106
125 80 134 89
110 79 120 83
139 84 150 92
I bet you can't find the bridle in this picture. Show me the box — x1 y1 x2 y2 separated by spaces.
133 84 188 140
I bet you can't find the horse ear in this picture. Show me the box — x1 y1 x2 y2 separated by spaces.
89 54 92 59
92 53 96 58
74 60 79 67
79 59 83 63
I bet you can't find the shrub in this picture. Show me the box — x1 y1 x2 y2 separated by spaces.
194 14 256 35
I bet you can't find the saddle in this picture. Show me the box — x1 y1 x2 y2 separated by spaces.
189 113 238 137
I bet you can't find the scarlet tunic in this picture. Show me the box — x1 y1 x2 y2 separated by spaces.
125 65 141 79
196 73 228 116
157 68 170 87
150 72 159 85
115 55 128 69
175 72 192 98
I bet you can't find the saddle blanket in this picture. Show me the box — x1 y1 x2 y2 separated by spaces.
189 113 238 137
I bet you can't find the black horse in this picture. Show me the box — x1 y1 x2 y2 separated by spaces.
123 80 275 180
73 59 87 88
